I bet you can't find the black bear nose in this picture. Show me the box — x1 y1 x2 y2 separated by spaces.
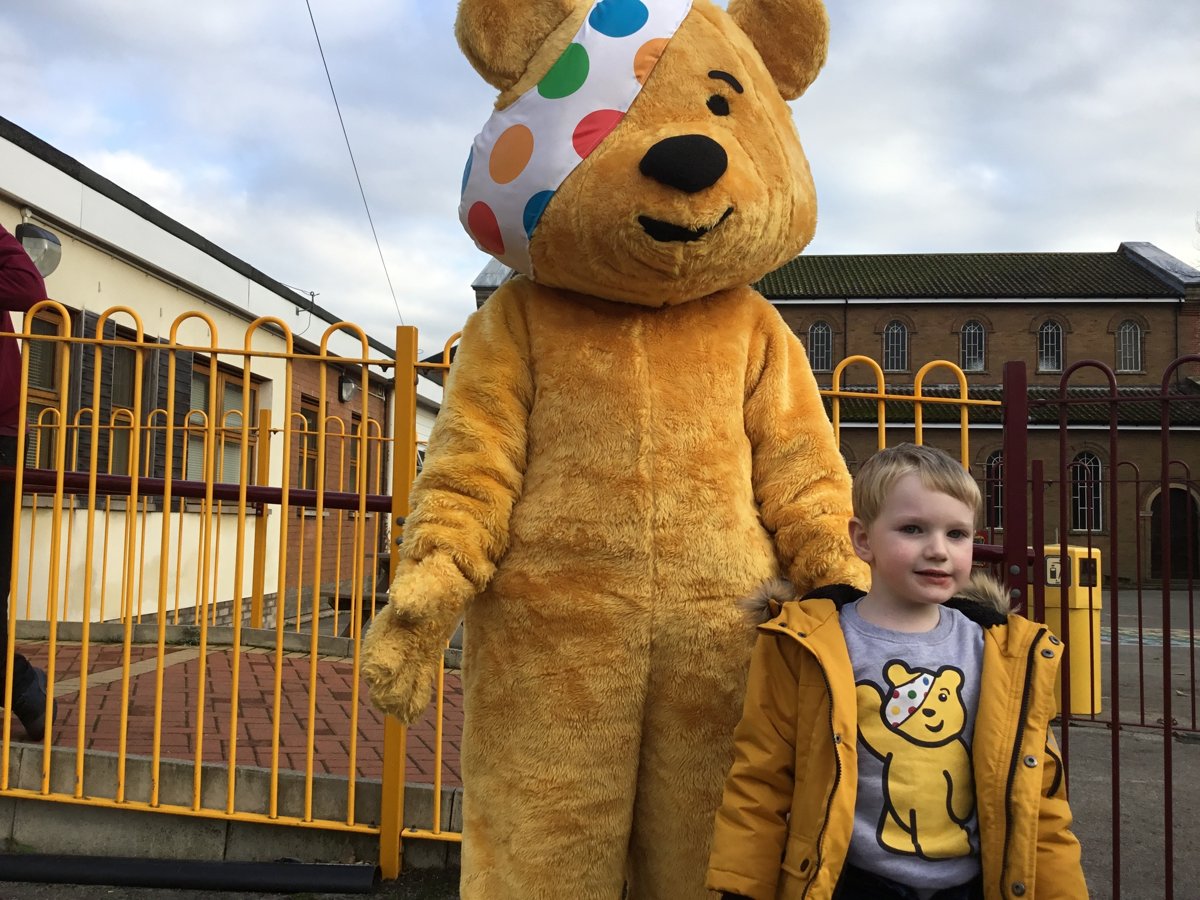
922 708 936 718
639 134 727 194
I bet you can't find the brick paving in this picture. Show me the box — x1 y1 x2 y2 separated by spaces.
12 640 463 788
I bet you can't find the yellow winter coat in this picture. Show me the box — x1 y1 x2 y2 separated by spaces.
707 584 1087 900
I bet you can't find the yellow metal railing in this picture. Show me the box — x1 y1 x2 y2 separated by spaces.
828 355 1002 465
1 308 997 877
1 305 417 855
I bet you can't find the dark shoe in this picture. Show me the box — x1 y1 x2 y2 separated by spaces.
13 667 49 742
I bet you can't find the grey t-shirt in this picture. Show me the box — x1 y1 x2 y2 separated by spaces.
841 600 985 894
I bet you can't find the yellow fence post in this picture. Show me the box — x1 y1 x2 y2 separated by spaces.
379 325 419 881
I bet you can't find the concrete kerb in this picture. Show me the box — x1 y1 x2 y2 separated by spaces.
0 742 461 868
16 619 463 668
15 620 357 658
4 621 463 869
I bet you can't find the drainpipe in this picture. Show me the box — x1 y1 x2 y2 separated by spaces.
0 855 379 893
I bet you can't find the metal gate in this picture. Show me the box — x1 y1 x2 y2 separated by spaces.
997 357 1200 900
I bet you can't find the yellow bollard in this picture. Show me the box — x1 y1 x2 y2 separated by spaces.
1036 546 1102 716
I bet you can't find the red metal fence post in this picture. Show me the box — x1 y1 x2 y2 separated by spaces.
1001 361 1029 613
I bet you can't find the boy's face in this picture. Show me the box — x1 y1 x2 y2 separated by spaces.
849 473 976 614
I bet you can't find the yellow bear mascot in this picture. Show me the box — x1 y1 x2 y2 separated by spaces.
362 0 866 896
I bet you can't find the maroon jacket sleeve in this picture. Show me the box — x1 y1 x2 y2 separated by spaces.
0 224 47 313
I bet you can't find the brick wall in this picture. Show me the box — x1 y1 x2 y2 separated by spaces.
778 300 1182 389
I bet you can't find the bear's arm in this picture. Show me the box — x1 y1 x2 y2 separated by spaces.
401 286 533 592
708 633 802 900
360 289 533 722
743 300 868 594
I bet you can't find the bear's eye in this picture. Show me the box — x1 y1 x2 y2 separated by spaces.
938 690 950 702
707 94 731 116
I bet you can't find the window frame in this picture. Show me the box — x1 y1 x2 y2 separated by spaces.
984 450 1004 531
1070 451 1104 533
882 320 908 373
1037 320 1064 373
106 341 140 477
807 320 833 373
1115 319 1143 373
23 307 68 470
960 320 986 373
185 359 259 487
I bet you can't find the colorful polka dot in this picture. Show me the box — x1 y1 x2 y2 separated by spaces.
490 125 535 185
573 109 624 158
589 0 650 38
523 190 556 238
458 0 692 274
889 706 900 715
907 690 917 699
634 38 668 84
908 706 917 714
467 202 504 256
539 43 590 99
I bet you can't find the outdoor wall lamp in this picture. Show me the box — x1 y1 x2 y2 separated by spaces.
338 370 357 403
16 222 62 278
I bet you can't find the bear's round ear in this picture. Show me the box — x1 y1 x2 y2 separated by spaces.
727 0 829 100
456 0 585 92
885 661 914 685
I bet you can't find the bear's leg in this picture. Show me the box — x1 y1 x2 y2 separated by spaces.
625 604 753 900
457 604 651 900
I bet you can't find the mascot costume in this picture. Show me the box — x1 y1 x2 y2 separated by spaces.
362 0 867 896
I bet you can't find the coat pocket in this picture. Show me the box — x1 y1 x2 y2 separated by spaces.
780 831 818 880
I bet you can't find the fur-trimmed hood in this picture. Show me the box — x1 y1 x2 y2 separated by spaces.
740 570 1011 627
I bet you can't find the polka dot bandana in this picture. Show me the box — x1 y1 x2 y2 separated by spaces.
886 671 935 727
459 0 694 277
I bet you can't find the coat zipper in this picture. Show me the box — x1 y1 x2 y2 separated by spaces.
999 627 1046 899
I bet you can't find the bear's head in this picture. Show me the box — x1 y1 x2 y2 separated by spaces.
882 662 967 748
456 0 829 307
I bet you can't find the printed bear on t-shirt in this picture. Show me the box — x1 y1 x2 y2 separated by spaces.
856 661 974 859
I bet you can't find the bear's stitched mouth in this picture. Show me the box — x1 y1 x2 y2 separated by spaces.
926 720 944 733
638 206 733 243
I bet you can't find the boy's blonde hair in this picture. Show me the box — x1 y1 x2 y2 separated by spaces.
853 442 982 526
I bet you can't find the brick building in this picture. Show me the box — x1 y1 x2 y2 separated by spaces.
757 243 1200 583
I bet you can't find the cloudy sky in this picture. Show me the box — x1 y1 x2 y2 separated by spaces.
2 0 1198 352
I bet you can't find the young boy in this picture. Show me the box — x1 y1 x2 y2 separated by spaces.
707 443 1086 900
